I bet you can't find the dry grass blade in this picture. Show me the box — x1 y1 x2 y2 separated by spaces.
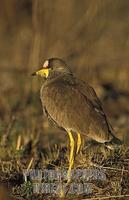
27 157 34 171
82 194 129 200
16 135 22 150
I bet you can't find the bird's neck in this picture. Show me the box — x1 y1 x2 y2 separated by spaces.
47 71 62 79
48 71 72 80
43 72 73 87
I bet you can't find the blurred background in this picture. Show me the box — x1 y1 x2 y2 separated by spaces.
0 0 129 150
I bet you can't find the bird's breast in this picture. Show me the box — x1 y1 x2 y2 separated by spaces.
41 83 69 124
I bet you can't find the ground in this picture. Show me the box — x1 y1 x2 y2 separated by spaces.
0 1 129 199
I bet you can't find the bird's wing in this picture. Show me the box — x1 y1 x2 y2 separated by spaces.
61 75 114 142
63 75 102 110
74 77 113 133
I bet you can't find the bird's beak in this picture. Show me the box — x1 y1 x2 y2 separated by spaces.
32 68 49 78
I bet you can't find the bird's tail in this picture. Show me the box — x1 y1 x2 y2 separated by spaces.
105 135 123 150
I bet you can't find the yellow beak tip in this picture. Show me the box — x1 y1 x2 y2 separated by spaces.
31 68 49 77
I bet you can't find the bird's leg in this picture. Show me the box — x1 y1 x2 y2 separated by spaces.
67 131 75 183
76 133 81 154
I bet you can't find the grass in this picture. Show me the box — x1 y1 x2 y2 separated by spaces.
0 140 129 199
1 0 129 199
0 54 129 200
0 78 129 200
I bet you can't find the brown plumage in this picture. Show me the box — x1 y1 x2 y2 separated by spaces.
32 57 122 183
34 58 122 149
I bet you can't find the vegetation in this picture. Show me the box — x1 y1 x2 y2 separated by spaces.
0 0 129 199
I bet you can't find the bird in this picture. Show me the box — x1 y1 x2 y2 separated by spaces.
32 57 122 183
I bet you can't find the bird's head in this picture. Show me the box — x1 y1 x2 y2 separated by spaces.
32 58 72 78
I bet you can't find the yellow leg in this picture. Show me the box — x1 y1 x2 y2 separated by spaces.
76 133 81 154
67 131 75 183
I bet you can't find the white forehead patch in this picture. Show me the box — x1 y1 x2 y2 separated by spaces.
43 60 49 68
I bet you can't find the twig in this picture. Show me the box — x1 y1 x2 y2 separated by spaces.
82 194 129 200
91 163 128 173
101 166 128 173
1 116 16 146
28 0 41 68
